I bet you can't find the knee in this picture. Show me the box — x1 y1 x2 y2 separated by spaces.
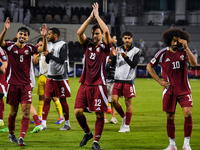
96 112 104 118
184 111 192 118
74 109 83 117
11 111 17 117
125 99 131 107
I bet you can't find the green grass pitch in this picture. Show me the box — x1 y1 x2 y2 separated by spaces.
0 77 200 150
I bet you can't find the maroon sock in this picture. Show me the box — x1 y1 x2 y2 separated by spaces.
33 115 41 126
184 117 193 137
20 117 30 138
76 114 90 133
94 117 104 142
8 114 16 135
60 98 69 120
0 99 4 119
167 119 175 139
115 105 125 118
42 98 51 120
125 112 132 125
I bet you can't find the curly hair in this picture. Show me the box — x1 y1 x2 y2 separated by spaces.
162 28 190 46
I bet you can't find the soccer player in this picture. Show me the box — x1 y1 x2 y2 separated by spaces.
110 31 140 133
0 47 8 127
74 3 112 150
0 17 47 146
32 37 64 124
146 28 197 150
41 27 71 131
105 35 118 124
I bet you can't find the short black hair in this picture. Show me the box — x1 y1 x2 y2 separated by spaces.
49 27 60 38
92 24 103 33
18 27 30 36
162 28 190 46
37 37 43 44
123 31 133 37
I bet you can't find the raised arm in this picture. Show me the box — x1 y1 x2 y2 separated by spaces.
178 38 197 67
0 17 10 48
38 24 47 52
93 2 111 45
77 9 95 45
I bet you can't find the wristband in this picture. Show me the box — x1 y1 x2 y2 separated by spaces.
0 61 2 67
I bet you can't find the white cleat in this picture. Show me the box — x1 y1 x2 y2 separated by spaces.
183 145 192 150
118 125 130 133
110 117 119 124
164 145 177 150
120 116 126 130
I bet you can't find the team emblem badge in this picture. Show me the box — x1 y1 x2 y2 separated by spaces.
180 55 184 60
96 47 100 52
24 50 29 55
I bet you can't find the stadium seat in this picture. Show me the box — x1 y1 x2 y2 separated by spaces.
36 14 44 23
71 15 79 24
62 14 70 24
45 14 53 23
79 15 87 24
54 14 62 23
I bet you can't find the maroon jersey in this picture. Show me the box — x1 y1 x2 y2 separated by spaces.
149 47 191 95
5 41 38 85
80 39 112 85
0 47 7 84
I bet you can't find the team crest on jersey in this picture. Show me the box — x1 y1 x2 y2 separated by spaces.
88 47 92 51
24 50 29 55
180 55 184 60
96 47 100 52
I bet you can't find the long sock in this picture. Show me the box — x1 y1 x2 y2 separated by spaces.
20 117 30 138
125 112 132 125
38 100 44 118
167 119 175 139
94 117 104 142
8 114 16 135
54 99 63 117
107 102 111 109
115 105 125 118
0 99 4 119
76 114 90 133
184 117 193 137
42 98 51 120
33 115 41 126
60 98 69 120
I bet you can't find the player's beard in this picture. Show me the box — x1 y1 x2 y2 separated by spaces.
173 46 178 51
19 40 25 44
48 37 55 42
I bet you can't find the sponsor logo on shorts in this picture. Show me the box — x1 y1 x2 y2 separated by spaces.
96 107 101 111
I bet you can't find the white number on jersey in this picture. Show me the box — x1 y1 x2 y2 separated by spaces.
89 53 96 60
95 99 101 106
172 61 180 69
20 55 23 62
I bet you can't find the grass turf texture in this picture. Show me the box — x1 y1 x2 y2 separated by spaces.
0 77 200 150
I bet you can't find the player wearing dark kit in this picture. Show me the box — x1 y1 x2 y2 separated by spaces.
147 28 197 150
74 3 112 150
